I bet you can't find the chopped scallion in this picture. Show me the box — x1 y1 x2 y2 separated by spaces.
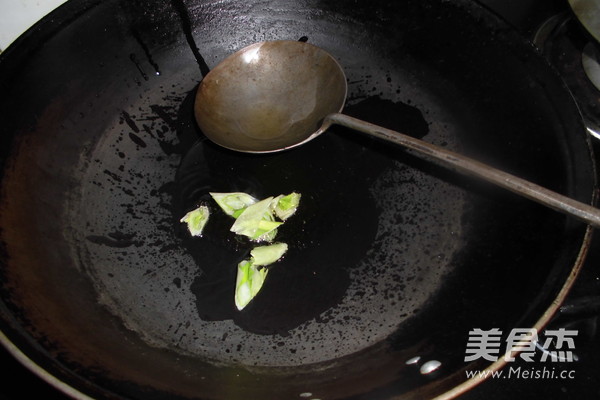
179 205 210 236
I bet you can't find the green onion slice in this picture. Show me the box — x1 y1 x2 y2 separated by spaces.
179 205 210 236
234 243 289 310
210 192 257 217
271 192 301 221
230 197 282 242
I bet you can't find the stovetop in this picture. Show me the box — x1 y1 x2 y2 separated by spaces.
1 0 599 399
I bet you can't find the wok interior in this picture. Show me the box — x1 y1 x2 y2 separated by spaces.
0 0 594 399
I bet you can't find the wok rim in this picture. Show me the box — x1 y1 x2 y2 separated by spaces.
0 330 94 400
432 224 596 400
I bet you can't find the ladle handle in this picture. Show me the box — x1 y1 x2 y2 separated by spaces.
325 113 600 229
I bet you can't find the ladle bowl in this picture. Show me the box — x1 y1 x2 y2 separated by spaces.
194 40 600 228
194 40 347 152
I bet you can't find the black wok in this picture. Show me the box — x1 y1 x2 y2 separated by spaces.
0 0 596 399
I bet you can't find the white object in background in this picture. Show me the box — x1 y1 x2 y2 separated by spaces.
0 0 69 51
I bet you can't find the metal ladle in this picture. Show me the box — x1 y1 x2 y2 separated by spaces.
194 40 600 228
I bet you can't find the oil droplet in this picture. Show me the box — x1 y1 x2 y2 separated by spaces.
405 356 421 365
420 360 441 375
